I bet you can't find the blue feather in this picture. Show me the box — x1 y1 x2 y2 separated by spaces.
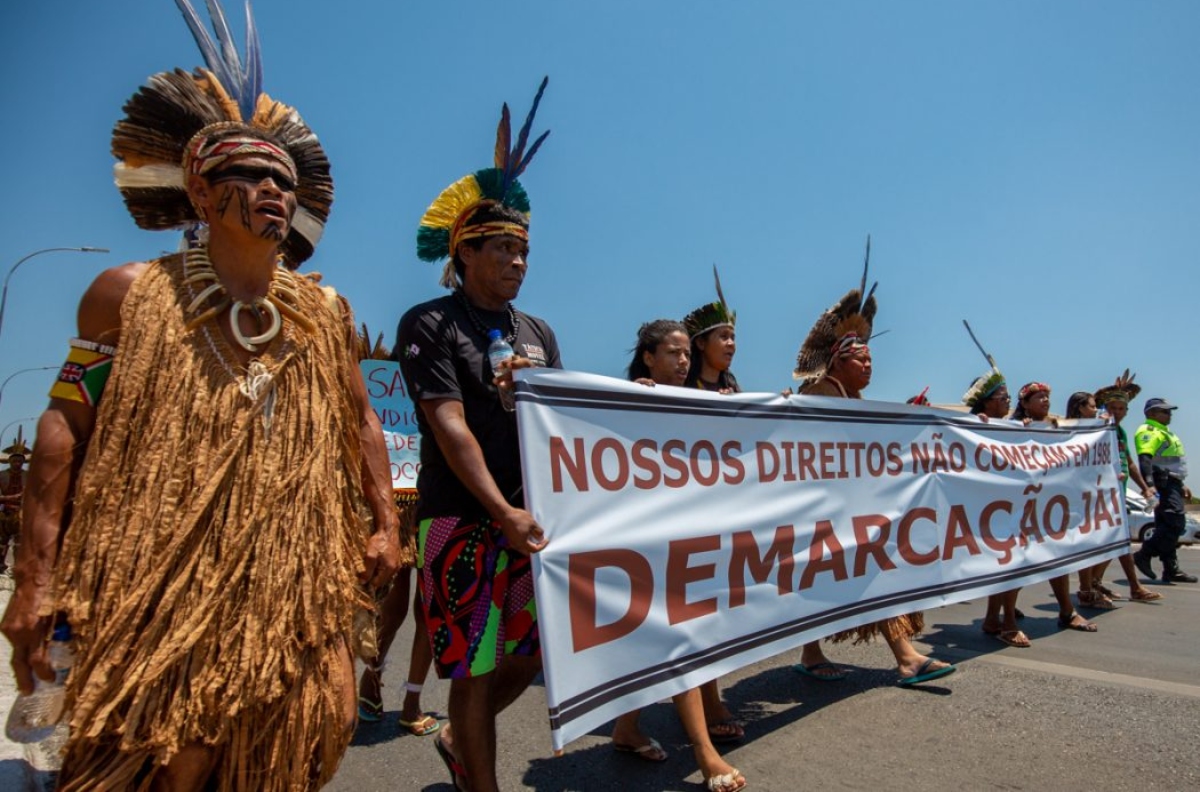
173 0 262 121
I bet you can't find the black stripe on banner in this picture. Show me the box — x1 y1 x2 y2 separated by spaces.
515 381 1111 436
546 539 1127 731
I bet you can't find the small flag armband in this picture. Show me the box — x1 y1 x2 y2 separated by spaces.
50 338 117 406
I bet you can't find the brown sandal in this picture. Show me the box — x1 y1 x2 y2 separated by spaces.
1092 581 1123 600
1076 589 1117 611
1131 588 1164 602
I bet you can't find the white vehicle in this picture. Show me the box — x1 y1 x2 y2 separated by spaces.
1125 492 1200 544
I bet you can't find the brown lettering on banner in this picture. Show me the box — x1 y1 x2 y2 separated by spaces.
798 520 848 590
943 504 983 559
851 514 896 577
569 549 653 653
667 535 721 625
550 436 588 493
979 499 1016 564
729 525 796 607
897 507 939 566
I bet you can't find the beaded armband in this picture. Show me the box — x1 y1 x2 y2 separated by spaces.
49 338 118 406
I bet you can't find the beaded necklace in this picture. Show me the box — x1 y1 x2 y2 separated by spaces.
455 288 521 344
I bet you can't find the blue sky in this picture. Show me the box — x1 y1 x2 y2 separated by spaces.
2 1 1198 447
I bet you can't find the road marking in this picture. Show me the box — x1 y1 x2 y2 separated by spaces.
941 649 1200 700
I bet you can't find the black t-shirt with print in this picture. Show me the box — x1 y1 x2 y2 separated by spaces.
395 294 562 521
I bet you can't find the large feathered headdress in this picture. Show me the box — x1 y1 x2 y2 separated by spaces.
3 426 30 463
111 0 332 268
682 265 736 340
793 236 877 382
1094 369 1141 407
961 320 1006 411
418 78 551 289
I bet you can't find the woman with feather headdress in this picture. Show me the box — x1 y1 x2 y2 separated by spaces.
1082 372 1163 603
791 239 956 686
684 267 740 394
0 3 400 789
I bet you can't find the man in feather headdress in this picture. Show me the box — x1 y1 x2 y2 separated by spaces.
0 429 30 576
396 79 561 792
0 3 399 790
791 239 956 685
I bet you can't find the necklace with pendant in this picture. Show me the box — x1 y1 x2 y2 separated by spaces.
455 289 521 344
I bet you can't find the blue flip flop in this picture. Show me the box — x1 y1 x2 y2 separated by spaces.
792 662 848 681
898 658 956 686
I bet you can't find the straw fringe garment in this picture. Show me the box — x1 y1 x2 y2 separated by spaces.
50 254 374 790
799 375 924 643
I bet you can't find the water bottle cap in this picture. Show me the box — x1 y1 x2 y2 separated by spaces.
488 329 502 341
51 624 71 642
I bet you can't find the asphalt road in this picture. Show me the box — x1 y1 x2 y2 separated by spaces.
3 549 1198 791
330 548 1200 792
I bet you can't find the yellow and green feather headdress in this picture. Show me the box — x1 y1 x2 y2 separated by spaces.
417 78 550 288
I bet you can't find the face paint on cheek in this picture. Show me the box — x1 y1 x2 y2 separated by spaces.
236 185 252 232
216 186 235 219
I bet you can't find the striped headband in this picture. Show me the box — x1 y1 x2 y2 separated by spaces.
184 128 298 182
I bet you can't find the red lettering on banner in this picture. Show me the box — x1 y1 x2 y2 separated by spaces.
1093 489 1115 531
943 504 983 559
667 536 720 625
593 437 629 491
662 439 690 488
1043 494 1070 540
721 441 746 484
795 442 816 480
757 442 780 483
851 514 895 576
729 525 796 607
632 439 661 489
979 499 1016 564
798 520 847 590
690 441 721 487
569 549 653 653
550 437 588 493
897 507 939 566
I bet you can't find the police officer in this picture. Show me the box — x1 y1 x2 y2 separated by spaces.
1133 398 1197 584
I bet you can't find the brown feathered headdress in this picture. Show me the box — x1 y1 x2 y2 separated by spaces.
111 0 332 268
2 426 30 463
793 236 877 383
1094 369 1141 407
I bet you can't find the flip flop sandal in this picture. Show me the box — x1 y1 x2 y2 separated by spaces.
434 736 468 792
1131 589 1164 602
793 661 848 681
996 630 1032 648
398 714 441 736
357 696 383 723
705 768 747 792
898 658 957 686
1057 612 1098 632
613 737 668 762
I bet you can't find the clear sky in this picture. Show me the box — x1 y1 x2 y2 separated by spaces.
2 1 1198 448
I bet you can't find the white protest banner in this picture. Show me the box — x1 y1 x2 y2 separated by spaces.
515 370 1129 750
361 360 421 490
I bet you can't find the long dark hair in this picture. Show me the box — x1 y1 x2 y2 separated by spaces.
627 319 687 381
1065 391 1093 419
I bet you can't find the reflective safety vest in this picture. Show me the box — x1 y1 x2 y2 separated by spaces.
1135 418 1188 480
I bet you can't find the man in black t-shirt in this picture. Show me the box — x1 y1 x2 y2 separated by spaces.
396 80 558 792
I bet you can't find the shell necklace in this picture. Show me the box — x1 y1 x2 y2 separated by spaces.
183 246 312 352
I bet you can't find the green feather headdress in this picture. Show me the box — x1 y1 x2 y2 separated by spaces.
683 265 737 339
961 319 1006 410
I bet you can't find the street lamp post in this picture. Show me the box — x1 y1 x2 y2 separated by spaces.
0 365 58 412
0 417 36 446
0 246 109 344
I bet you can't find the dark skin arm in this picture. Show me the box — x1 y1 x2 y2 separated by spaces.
0 263 141 694
418 374 547 555
348 360 402 588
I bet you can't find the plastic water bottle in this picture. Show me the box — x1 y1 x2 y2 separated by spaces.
5 623 74 743
486 329 516 412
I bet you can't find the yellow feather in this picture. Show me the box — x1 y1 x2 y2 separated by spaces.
420 174 483 230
